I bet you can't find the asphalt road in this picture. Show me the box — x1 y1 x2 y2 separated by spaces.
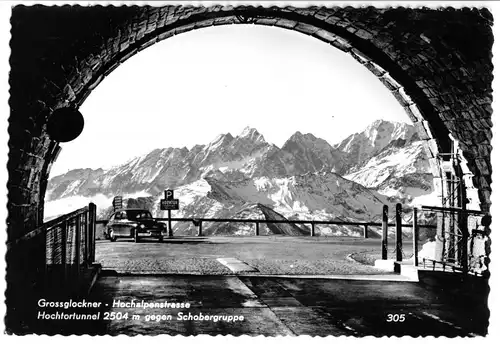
34 274 488 336
26 237 488 336
95 236 417 275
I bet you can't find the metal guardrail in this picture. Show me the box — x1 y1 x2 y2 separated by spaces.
97 213 436 239
156 217 436 237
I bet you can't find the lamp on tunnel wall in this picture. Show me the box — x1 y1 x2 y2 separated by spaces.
46 107 85 142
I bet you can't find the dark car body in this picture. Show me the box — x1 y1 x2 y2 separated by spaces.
106 208 166 242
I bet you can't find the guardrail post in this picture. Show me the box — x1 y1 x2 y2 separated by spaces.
255 222 260 236
310 222 315 236
363 224 369 239
396 203 403 262
198 220 203 237
382 205 388 260
413 207 419 267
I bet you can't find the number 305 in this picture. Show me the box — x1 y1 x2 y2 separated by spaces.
386 314 406 322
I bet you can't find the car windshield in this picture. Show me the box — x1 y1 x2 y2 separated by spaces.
126 210 152 220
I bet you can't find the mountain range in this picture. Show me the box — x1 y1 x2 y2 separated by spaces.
45 120 439 237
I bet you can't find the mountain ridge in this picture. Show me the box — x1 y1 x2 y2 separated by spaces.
45 120 438 231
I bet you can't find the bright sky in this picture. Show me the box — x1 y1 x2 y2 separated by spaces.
50 24 410 177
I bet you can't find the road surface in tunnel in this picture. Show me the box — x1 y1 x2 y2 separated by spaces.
35 274 487 336
30 236 488 336
95 236 417 275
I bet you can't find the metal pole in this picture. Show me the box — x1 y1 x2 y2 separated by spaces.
255 222 259 236
382 205 388 260
363 224 368 239
83 211 88 266
75 215 81 292
168 209 173 237
42 219 47 290
90 203 96 263
396 203 403 262
460 199 469 276
311 222 315 237
198 220 203 237
413 207 419 267
61 220 67 288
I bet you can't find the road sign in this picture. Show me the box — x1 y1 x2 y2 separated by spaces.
165 189 174 200
112 196 123 211
161 199 179 210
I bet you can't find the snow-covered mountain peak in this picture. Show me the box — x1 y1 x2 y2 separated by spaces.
363 120 414 144
334 120 417 169
47 120 436 215
240 126 262 138
236 126 266 145
207 133 234 150
287 131 314 142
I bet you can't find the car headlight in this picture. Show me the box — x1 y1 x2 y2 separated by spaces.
139 224 145 229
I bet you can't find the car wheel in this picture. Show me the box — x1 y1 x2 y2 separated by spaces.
109 230 117 242
134 230 140 243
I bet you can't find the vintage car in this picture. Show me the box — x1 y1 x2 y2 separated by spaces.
106 208 166 242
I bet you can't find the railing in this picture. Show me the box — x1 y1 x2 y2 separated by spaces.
149 216 437 237
7 203 97 294
375 203 491 277
419 205 490 277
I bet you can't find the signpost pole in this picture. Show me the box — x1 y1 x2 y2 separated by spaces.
168 209 173 238
162 189 177 238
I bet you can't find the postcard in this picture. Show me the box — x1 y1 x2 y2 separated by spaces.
2 1 497 339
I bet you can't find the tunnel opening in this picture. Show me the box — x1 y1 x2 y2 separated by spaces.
31 18 480 277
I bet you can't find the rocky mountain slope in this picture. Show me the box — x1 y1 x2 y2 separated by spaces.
47 127 348 200
334 119 417 170
45 120 438 236
96 173 397 237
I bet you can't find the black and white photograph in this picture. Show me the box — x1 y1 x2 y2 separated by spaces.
2 0 498 339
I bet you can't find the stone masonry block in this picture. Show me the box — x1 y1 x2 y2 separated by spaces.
274 19 298 29
423 139 439 159
475 158 491 176
392 89 410 107
330 38 351 52
379 73 400 91
355 28 374 40
254 18 279 26
313 29 338 43
363 61 385 77
414 120 432 140
294 22 319 35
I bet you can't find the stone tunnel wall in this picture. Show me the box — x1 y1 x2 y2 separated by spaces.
8 5 493 238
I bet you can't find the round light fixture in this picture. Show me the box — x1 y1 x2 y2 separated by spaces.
46 107 84 142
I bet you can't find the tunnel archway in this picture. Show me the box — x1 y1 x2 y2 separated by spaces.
8 5 493 239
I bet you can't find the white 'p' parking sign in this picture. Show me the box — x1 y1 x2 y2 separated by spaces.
165 189 174 200
161 189 179 210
